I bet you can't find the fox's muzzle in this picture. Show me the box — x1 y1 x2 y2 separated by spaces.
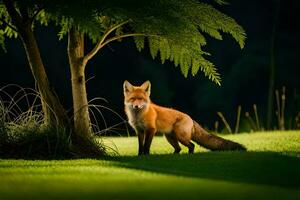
132 104 145 110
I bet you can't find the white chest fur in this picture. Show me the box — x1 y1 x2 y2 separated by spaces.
127 109 146 132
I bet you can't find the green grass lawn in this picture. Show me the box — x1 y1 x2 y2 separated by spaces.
1 131 300 200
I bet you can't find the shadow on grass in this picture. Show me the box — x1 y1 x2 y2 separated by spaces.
107 151 300 188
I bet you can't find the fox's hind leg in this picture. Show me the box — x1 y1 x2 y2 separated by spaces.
165 134 181 154
177 135 194 154
174 119 195 154
184 142 195 154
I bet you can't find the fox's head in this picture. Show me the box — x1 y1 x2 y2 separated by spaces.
123 80 151 111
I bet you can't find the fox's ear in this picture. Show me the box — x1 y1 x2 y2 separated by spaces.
123 80 134 93
141 80 151 94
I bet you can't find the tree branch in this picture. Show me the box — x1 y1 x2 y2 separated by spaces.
83 38 102 63
19 5 29 22
101 33 158 48
30 7 44 24
101 20 131 45
0 18 18 32
3 0 23 29
83 20 130 62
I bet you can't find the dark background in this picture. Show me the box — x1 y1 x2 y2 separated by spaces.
1 0 299 134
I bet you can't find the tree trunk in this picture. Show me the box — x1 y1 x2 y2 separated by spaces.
67 28 106 157
3 0 69 128
19 25 69 127
68 27 91 138
266 0 280 130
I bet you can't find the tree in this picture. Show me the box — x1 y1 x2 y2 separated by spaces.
0 0 69 128
40 0 246 138
1 0 246 156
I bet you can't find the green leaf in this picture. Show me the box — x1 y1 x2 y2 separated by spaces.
0 31 6 52
134 36 144 52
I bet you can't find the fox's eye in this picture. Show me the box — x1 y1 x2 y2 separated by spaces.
129 97 143 101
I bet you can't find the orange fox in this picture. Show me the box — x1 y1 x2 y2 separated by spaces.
123 80 246 155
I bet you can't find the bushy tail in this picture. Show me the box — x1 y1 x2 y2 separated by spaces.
192 121 246 151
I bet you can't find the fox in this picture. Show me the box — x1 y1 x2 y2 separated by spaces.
123 80 246 155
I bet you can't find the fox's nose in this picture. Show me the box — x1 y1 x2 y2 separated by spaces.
134 105 139 109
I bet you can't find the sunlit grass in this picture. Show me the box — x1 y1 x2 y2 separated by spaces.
225 131 300 154
102 131 300 156
1 131 300 200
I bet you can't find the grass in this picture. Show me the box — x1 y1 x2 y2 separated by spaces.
1 131 300 200
0 85 106 159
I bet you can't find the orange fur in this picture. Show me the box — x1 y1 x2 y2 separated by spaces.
123 80 246 155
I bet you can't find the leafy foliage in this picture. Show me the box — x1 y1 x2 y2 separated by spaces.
0 0 246 85
0 4 17 51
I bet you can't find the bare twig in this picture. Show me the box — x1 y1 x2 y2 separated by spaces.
214 120 219 133
280 87 286 130
253 104 260 131
217 112 232 134
275 89 280 130
234 105 242 133
245 111 257 131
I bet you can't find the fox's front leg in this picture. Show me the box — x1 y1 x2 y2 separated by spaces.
143 128 156 155
137 132 145 156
